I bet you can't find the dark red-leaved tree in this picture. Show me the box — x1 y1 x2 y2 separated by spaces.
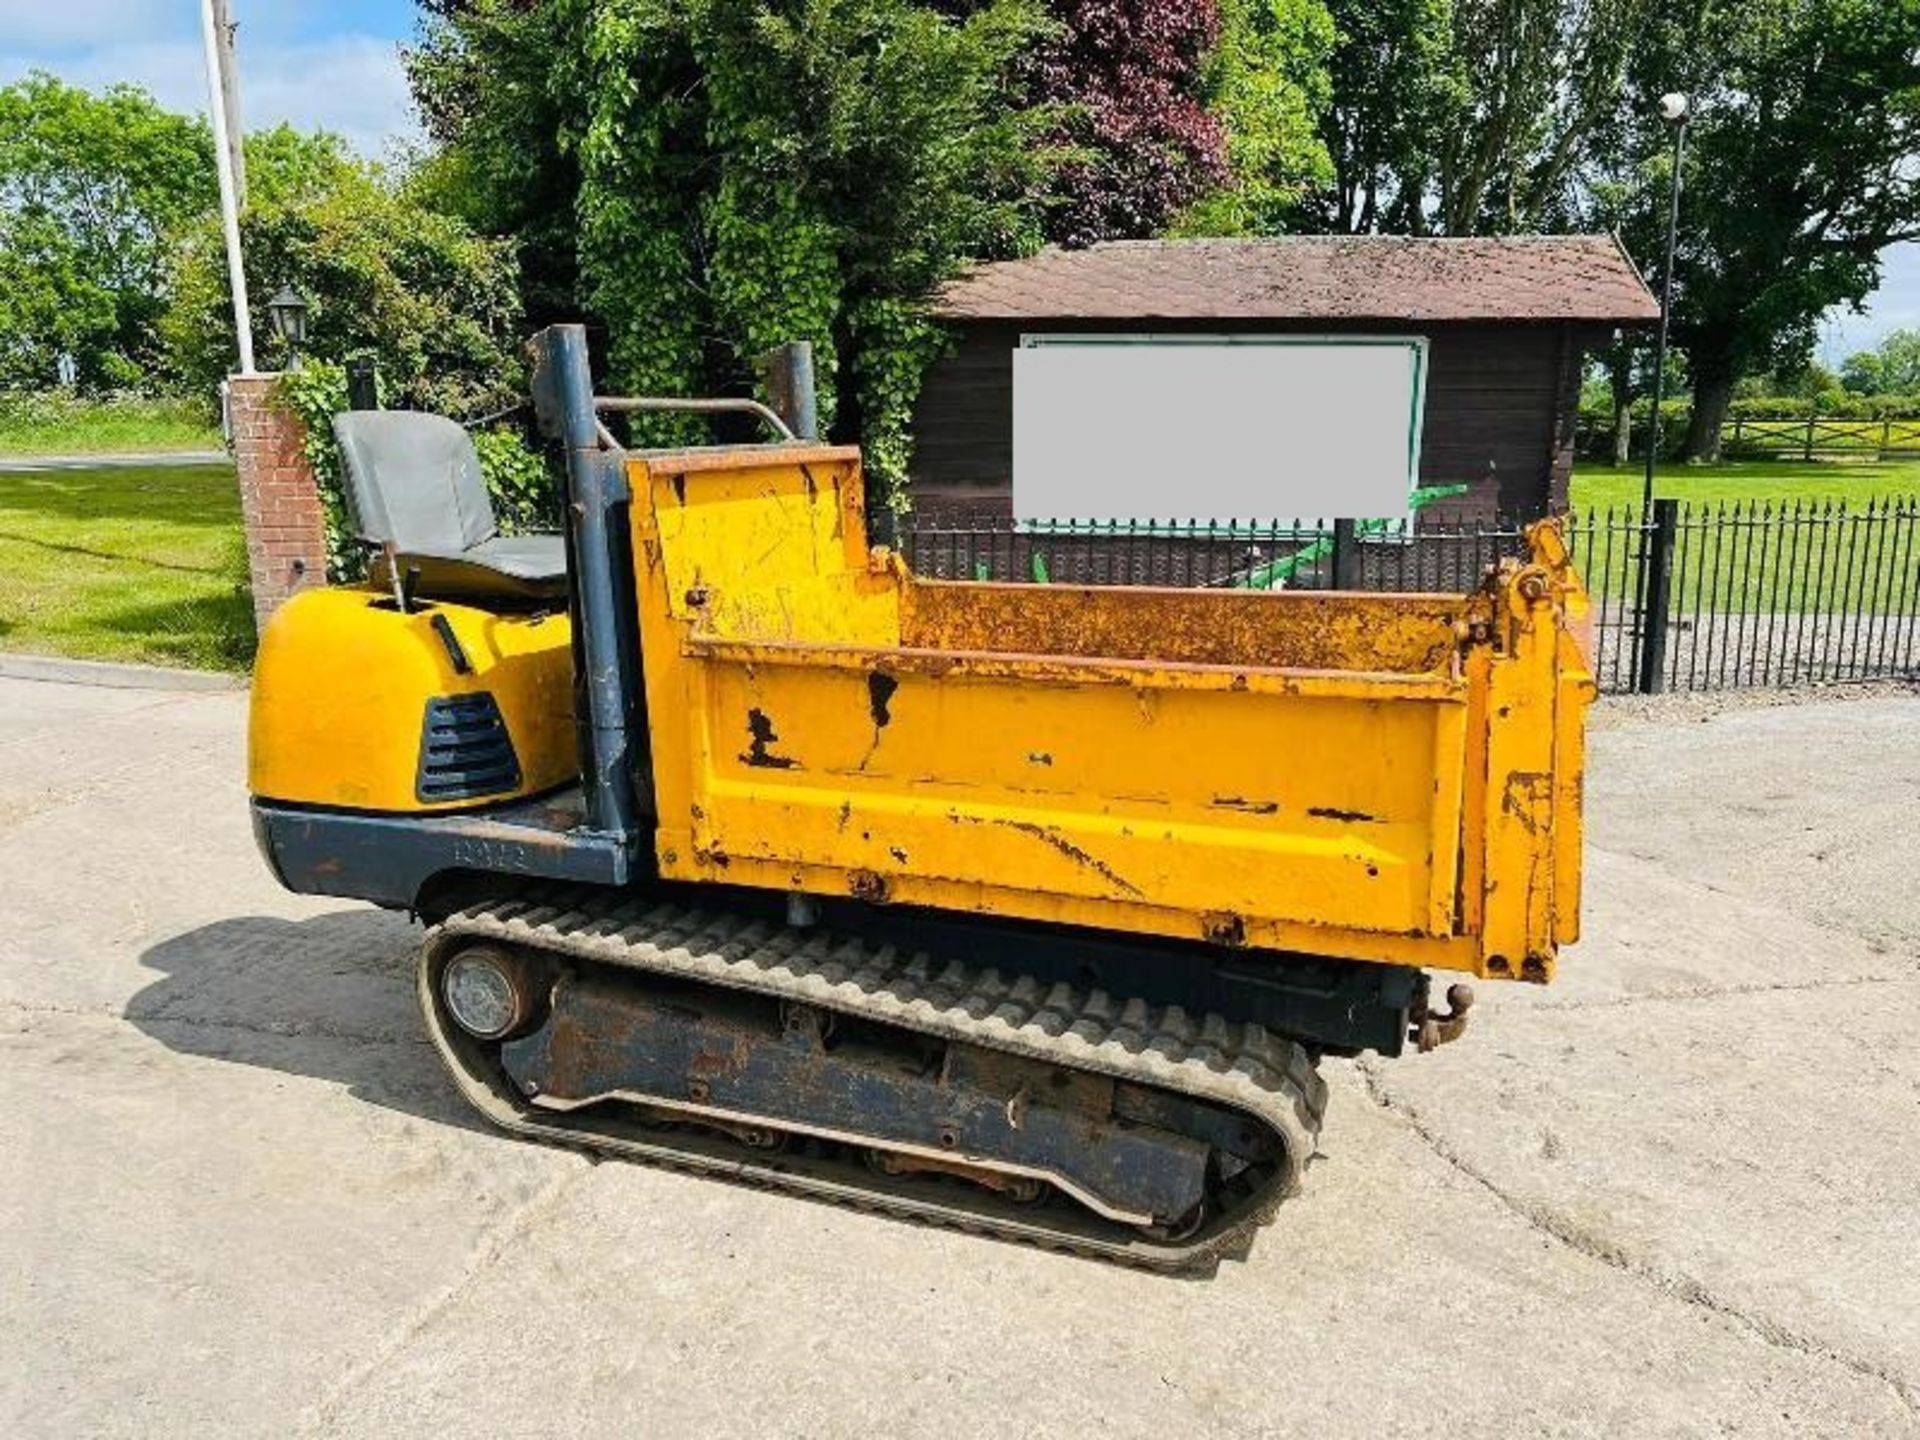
1025 0 1228 246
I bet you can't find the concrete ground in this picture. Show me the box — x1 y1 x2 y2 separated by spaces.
2 676 1916 1438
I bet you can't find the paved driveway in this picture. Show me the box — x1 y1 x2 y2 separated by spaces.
3 676 1916 1437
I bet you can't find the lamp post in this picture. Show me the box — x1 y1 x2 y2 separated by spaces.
1641 92 1690 513
1633 92 1691 695
198 0 253 374
266 285 309 372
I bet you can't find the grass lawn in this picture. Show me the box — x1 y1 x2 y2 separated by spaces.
0 395 223 457
1 452 1913 676
0 464 255 671
1571 456 1920 511
1566 456 1920 615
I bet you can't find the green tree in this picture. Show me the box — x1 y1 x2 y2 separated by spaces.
243 125 363 209
1771 357 1841 400
164 159 524 419
1646 0 1920 458
1558 71 1680 466
0 72 214 388
1840 329 1920 396
409 0 584 326
412 0 1051 503
1310 0 1456 232
1431 0 1649 234
1307 0 1648 235
1176 0 1335 236
0 210 123 389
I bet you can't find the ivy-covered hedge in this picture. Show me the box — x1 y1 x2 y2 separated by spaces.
419 0 1054 514
277 363 558 582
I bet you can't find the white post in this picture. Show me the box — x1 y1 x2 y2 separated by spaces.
211 0 247 210
200 0 255 375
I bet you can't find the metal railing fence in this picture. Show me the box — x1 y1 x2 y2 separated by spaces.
899 498 1920 695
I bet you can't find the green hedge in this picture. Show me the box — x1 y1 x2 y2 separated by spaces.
1575 399 1691 461
1728 392 1920 421
0 389 218 454
1576 392 1920 460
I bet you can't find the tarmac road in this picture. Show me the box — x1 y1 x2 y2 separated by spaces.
0 451 229 472
2 675 1915 1437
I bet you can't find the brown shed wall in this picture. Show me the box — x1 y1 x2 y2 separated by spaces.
908 319 1605 522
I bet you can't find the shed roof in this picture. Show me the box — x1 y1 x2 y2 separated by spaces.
935 235 1658 325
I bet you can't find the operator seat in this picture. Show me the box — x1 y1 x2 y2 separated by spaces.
332 411 568 605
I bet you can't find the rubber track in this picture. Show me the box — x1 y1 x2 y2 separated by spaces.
422 884 1328 1273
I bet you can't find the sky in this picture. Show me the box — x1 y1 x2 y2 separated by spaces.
0 0 421 160
0 0 1913 365
1818 242 1920 368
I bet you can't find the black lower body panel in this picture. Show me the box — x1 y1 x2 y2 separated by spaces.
253 791 1418 1057
251 787 635 911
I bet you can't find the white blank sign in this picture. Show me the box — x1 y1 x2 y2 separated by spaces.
1012 338 1425 523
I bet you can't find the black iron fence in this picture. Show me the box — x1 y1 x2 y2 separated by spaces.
899 498 1920 695
903 516 1337 589
1596 497 1920 694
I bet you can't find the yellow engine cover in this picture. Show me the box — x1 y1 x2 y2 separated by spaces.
249 587 577 813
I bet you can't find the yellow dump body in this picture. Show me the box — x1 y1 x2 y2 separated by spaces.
631 445 1593 983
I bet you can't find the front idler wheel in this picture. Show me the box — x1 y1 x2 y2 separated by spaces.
441 944 544 1041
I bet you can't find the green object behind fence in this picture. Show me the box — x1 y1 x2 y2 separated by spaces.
1008 484 1472 588
1234 485 1471 589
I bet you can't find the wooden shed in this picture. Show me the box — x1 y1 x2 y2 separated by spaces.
909 235 1658 523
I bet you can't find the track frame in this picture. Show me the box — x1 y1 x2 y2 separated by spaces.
422 885 1327 1273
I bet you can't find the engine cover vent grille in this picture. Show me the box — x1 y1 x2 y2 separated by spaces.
417 693 522 803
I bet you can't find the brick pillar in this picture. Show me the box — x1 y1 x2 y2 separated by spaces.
229 374 329 631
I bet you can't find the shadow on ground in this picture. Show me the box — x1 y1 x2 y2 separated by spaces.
129 909 486 1134
91 591 256 668
0 527 230 574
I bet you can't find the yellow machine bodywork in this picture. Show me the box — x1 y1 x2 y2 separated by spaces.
631 445 1593 983
242 319 1597 1268
250 587 577 812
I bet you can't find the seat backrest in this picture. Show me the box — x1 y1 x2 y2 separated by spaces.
332 411 497 556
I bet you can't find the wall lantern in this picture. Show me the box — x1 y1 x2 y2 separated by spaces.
267 284 309 370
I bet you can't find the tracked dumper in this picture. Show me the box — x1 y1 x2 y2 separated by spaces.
249 325 1594 1271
